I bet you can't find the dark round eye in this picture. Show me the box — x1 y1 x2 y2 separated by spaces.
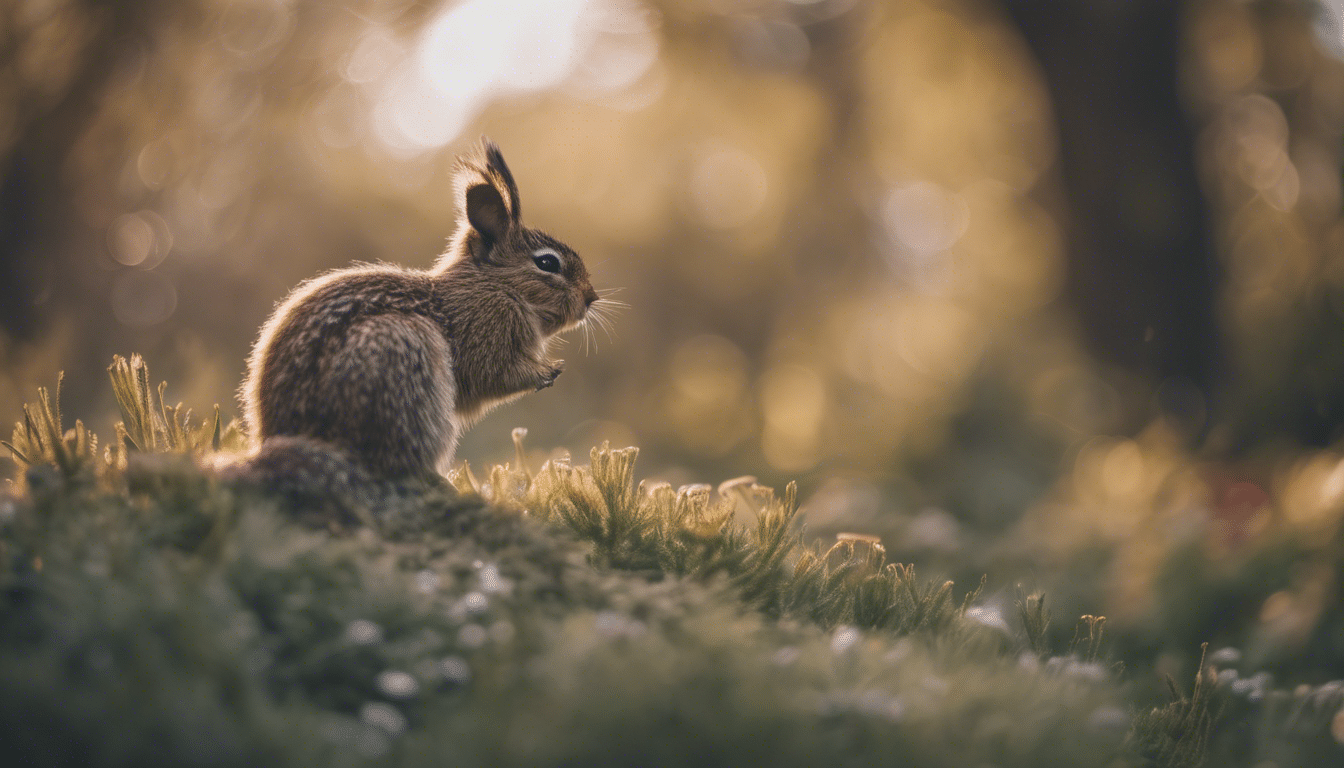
533 253 562 273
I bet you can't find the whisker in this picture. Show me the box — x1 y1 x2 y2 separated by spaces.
589 307 616 341
592 295 630 314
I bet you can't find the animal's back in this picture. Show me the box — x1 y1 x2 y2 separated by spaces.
245 266 458 478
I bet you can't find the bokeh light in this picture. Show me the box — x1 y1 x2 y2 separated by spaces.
370 0 657 154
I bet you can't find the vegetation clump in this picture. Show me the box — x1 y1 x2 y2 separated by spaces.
1 355 1330 767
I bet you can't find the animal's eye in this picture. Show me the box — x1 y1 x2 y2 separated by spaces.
533 251 562 274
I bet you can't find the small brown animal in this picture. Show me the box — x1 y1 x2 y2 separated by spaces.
238 138 599 502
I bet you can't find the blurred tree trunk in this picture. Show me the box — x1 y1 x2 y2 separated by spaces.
0 0 164 342
797 5 871 288
999 0 1224 429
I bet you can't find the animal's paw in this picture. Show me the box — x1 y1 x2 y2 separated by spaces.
537 361 564 390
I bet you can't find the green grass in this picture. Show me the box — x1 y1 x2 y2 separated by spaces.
0 354 1296 767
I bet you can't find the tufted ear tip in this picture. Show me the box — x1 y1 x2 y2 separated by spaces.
453 136 521 227
478 135 502 160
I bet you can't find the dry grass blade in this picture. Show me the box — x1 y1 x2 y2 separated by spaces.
211 405 222 452
1017 590 1052 658
4 373 106 480
109 354 160 452
106 354 225 455
1 439 31 466
1071 614 1108 663
1128 644 1220 768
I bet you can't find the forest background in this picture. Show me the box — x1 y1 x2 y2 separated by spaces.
6 0 1344 743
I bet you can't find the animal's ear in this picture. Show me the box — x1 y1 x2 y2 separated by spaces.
465 183 511 249
480 137 521 222
454 137 520 255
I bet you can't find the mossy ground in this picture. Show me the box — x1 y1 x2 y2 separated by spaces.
2 356 1339 767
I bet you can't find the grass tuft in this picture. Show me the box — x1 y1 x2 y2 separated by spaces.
108 354 240 455
1129 644 1221 768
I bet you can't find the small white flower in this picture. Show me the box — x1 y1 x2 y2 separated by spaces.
479 564 514 595
965 604 1011 634
344 619 383 646
376 671 419 699
830 626 860 654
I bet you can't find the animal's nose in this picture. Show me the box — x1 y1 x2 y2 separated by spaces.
584 289 599 307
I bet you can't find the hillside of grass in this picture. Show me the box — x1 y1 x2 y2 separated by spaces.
3 356 1343 767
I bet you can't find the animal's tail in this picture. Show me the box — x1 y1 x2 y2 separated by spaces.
219 435 384 528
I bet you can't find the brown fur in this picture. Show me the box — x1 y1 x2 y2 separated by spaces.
239 138 598 483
